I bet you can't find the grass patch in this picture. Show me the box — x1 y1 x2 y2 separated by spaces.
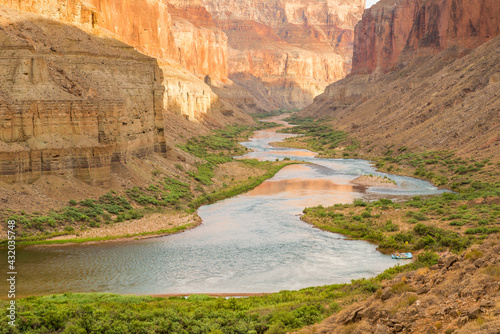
0 254 435 334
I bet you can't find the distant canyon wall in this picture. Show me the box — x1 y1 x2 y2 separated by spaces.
352 0 500 74
202 0 365 110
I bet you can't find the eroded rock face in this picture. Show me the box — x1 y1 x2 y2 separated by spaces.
0 0 256 186
85 0 229 119
168 4 229 82
0 6 166 185
301 0 500 158
1 0 230 119
202 0 365 110
352 0 500 74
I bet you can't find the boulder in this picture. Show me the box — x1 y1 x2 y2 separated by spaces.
380 289 393 301
467 306 481 319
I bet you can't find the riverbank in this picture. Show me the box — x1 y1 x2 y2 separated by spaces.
0 121 295 247
276 116 499 248
293 235 500 334
16 212 202 247
0 251 439 333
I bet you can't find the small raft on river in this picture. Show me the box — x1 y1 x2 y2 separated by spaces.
392 252 413 259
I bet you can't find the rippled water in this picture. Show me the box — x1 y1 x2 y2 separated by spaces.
0 116 448 296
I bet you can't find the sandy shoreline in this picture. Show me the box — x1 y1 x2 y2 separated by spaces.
23 212 202 247
149 292 272 298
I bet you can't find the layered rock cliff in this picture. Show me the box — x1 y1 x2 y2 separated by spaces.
0 0 236 120
352 0 500 74
0 2 253 186
202 0 365 110
0 6 166 186
301 0 500 158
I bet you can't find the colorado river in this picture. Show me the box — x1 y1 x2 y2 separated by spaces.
1 116 448 296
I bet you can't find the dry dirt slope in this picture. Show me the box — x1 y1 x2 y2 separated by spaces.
300 36 500 161
293 236 500 334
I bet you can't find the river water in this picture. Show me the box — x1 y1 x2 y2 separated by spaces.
1 117 447 296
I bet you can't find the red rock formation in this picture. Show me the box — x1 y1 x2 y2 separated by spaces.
202 0 365 109
168 4 229 82
352 0 500 74
300 0 500 158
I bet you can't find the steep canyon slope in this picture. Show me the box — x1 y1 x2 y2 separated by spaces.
202 0 365 110
0 6 166 186
301 0 500 159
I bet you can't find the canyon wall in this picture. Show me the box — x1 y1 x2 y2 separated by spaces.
0 0 233 120
352 0 500 74
0 6 166 185
301 0 500 157
168 4 228 82
0 2 251 185
201 0 365 110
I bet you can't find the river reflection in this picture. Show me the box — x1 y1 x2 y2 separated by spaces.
0 116 449 296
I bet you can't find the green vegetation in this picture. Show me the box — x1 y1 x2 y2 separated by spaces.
178 122 279 187
250 109 298 120
376 149 499 190
303 188 499 254
0 121 290 245
278 117 349 156
0 254 436 334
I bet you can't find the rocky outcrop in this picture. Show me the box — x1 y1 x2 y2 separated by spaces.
294 236 500 334
202 0 365 110
301 0 500 158
0 0 234 120
0 6 166 186
352 0 500 74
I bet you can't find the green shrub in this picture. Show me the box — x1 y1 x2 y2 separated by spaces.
417 251 439 266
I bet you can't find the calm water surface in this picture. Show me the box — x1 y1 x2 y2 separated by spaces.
1 116 448 296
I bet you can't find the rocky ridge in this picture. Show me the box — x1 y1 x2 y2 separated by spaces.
300 0 500 159
294 236 500 333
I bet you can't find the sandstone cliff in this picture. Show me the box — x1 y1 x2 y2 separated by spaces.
0 2 253 187
352 0 500 74
202 0 365 110
0 6 165 186
301 0 500 159
0 0 238 120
